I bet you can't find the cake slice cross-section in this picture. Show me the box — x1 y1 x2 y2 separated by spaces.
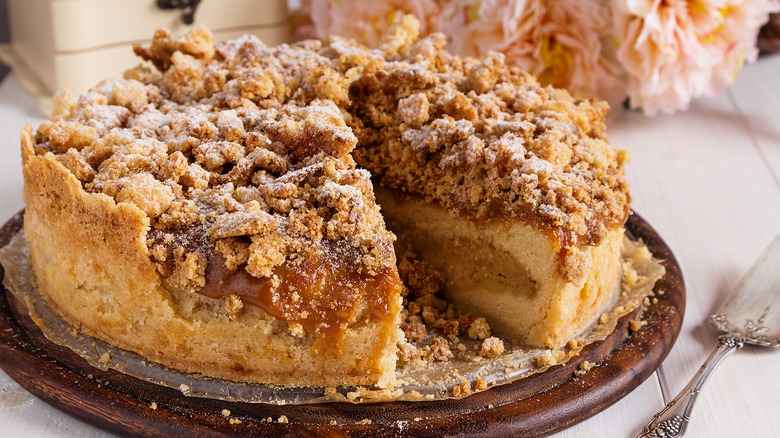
22 70 403 387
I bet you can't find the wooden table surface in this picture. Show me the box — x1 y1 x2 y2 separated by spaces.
0 52 778 437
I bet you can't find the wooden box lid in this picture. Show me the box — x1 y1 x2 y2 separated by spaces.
13 0 289 52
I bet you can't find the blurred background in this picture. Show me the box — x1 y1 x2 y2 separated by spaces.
0 0 9 81
0 0 777 116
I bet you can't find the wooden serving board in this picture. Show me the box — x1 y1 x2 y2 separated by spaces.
0 211 685 437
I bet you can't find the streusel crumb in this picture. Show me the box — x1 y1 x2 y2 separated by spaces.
348 17 630 251
33 17 629 354
468 318 492 340
430 336 454 362
33 26 407 337
395 250 502 363
480 337 505 358
452 380 472 397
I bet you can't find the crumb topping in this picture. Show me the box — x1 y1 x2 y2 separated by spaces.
34 28 395 274
348 16 631 247
31 16 630 337
32 26 400 336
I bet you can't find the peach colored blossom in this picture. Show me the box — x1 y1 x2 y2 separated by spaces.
449 0 627 104
613 0 779 115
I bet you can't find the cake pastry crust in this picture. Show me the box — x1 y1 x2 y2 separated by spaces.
21 16 632 387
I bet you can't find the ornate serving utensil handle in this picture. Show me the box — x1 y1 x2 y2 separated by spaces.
636 334 743 438
639 233 780 437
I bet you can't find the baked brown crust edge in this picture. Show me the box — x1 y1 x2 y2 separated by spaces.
21 126 401 388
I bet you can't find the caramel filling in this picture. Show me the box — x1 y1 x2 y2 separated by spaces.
150 229 399 338
200 247 399 337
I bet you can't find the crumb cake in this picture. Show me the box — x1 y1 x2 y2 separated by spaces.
20 18 631 387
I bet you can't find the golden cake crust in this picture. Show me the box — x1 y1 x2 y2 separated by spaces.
22 125 403 387
21 17 633 388
21 28 409 387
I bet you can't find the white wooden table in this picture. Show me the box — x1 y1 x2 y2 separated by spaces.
0 54 779 437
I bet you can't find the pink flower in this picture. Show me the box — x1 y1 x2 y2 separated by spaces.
308 0 459 47
449 0 627 104
613 0 779 115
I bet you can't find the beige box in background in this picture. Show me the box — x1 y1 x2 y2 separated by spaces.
5 0 289 97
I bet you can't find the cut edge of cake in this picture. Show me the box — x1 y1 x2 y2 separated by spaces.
377 187 624 349
21 125 404 388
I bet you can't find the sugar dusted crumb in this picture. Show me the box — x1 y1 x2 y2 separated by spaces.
452 380 472 397
330 420 338 425
356 419 372 424
150 402 158 410
476 378 488 391
229 419 242 425
574 360 595 377
350 18 630 254
278 415 289 423
222 409 231 417
468 318 491 340
430 337 454 362
29 15 635 393
179 384 190 393
98 353 111 365
35 26 401 339
480 337 504 358
629 319 647 332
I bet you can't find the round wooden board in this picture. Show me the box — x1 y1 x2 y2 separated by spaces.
0 211 685 437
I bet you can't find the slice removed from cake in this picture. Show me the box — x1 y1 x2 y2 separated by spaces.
377 187 624 349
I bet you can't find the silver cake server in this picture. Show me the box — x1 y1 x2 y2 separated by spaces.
636 234 780 438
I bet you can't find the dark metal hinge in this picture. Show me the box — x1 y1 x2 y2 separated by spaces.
156 0 203 25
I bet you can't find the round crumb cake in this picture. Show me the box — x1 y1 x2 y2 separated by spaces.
21 17 631 388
